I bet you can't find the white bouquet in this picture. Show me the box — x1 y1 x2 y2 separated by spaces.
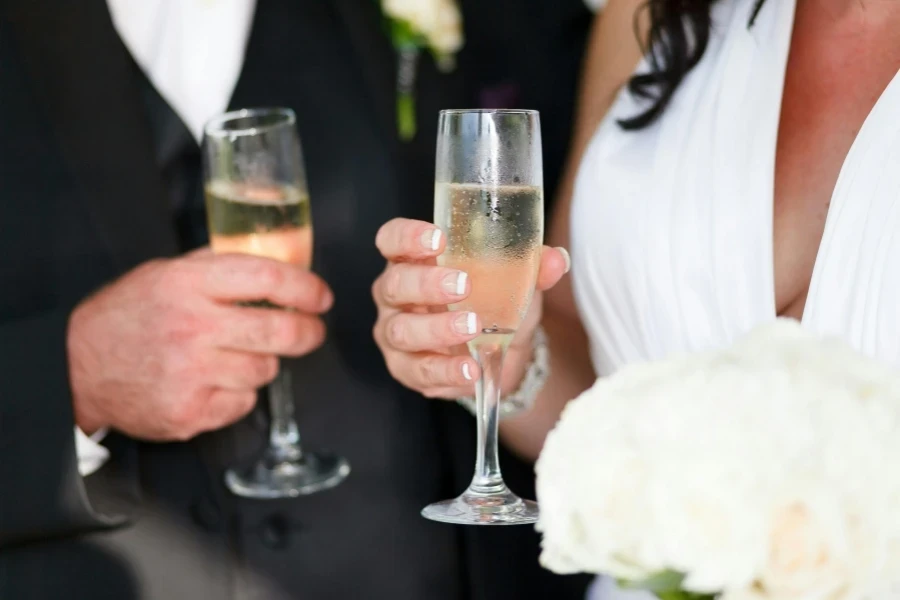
536 320 900 600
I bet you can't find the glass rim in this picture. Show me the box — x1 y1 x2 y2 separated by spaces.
439 109 539 116
204 107 296 138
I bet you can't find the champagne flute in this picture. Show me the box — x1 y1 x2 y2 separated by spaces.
202 108 350 498
422 109 544 525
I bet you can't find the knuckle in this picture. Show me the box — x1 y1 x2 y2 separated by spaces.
270 313 300 348
158 346 191 379
244 356 277 385
381 268 403 305
302 273 322 298
243 312 276 348
279 315 322 354
261 356 279 381
415 356 443 387
375 217 407 257
164 400 197 440
234 391 257 418
371 276 383 304
386 317 408 349
160 315 202 346
372 320 384 347
310 277 331 310
375 222 391 252
255 262 284 290
304 319 326 351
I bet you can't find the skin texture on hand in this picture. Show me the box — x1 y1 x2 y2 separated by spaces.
68 249 333 441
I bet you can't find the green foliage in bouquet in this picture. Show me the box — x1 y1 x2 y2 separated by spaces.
619 571 715 600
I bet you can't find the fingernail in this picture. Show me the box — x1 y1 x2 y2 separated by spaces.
442 271 468 296
453 312 478 335
462 362 473 381
555 247 571 274
421 228 442 251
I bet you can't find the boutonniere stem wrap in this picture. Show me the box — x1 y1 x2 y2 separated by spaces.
382 0 464 140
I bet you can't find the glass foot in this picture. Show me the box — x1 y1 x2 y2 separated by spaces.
225 450 350 499
421 488 539 525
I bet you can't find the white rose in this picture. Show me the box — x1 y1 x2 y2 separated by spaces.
723 493 867 600
426 1 463 55
730 486 900 600
536 319 900 600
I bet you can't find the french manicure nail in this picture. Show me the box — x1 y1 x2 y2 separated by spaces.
453 312 478 336
441 271 468 296
555 247 571 274
421 228 442 251
462 362 473 381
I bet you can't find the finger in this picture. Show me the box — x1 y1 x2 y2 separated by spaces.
375 218 444 261
536 246 571 291
421 386 477 400
214 305 326 357
375 263 469 308
386 351 479 391
210 350 279 390
200 388 258 432
383 311 480 352
192 254 334 313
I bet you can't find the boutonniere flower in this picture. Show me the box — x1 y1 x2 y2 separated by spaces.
381 0 464 140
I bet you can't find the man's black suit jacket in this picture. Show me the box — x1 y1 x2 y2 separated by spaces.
0 0 593 598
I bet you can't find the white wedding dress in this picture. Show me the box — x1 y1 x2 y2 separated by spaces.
569 0 900 597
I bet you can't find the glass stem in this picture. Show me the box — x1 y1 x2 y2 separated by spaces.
267 360 303 463
469 342 508 495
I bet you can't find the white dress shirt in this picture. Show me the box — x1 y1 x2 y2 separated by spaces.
75 0 256 476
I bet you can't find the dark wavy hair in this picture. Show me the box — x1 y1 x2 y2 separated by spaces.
619 0 767 130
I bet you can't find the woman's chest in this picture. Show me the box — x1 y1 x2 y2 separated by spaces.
571 0 900 371
773 7 900 319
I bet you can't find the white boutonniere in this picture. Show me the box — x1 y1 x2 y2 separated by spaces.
381 0 464 140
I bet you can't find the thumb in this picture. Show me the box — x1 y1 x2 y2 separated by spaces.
536 246 571 291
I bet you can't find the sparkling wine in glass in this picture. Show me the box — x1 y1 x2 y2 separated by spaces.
203 108 350 499
422 109 544 525
206 181 313 270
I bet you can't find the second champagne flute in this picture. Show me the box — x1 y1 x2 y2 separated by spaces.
422 109 544 525
203 108 350 499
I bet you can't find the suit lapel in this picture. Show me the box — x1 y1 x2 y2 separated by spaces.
332 0 403 141
332 0 468 223
5 0 179 271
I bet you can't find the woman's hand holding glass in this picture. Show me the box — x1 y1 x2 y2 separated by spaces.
372 217 569 400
